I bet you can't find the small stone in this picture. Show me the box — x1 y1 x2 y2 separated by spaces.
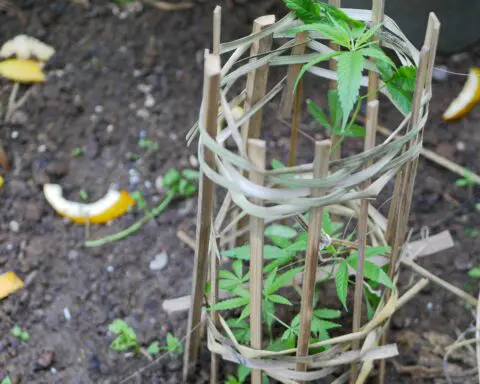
137 84 152 94
136 108 150 120
63 307 72 321
34 349 55 371
144 94 155 108
38 144 47 153
106 124 114 134
68 250 79 260
133 69 142 77
426 302 433 310
149 252 168 271
432 65 449 81
9 221 19 233
456 141 466 151
189 155 198 168
11 131 19 139
168 133 178 140
94 105 104 114
155 176 163 192
106 265 114 273
450 52 469 64
144 180 152 189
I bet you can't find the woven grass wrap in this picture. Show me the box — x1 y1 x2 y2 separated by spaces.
190 8 434 384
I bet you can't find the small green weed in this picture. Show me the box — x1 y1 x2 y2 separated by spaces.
1 377 12 384
79 189 89 201
11 325 30 342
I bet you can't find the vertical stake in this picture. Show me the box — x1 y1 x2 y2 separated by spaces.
350 100 378 383
236 15 275 246
328 0 341 161
247 139 266 384
183 53 221 381
295 140 331 380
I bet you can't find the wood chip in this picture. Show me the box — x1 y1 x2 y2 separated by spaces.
0 146 9 172
151 1 194 11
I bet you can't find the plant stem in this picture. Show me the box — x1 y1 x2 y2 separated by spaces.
85 191 176 248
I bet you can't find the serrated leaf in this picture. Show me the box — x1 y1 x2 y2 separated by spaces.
468 268 480 278
166 333 183 354
147 341 160 355
209 297 249 311
358 46 395 68
238 365 251 383
265 224 298 239
335 260 349 310
328 89 342 129
233 287 250 299
263 254 296 274
284 0 322 24
354 23 383 48
221 245 286 260
314 308 342 319
347 257 395 290
337 51 364 130
296 51 342 91
232 260 243 279
267 294 292 306
311 317 341 333
265 267 303 295
263 299 276 331
307 99 332 129
334 123 365 137
108 319 130 334
264 268 277 291
348 246 391 261
322 209 332 235
181 168 200 180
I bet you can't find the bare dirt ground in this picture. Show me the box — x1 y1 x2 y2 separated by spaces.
0 1 478 383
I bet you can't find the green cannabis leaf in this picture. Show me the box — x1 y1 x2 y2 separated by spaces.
335 260 349 310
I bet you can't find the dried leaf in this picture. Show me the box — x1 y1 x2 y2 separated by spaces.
0 59 45 83
0 271 24 300
0 147 9 171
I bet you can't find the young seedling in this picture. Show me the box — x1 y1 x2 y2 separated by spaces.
72 147 84 157
468 267 480 278
108 319 139 353
79 189 89 202
138 138 159 152
455 169 479 199
1 377 12 384
11 325 29 342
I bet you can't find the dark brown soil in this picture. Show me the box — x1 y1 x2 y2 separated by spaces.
0 1 478 384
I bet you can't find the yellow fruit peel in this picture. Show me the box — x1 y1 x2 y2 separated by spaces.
0 271 24 300
43 184 135 224
442 68 480 122
0 58 45 83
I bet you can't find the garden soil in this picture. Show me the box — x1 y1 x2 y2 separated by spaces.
0 1 478 383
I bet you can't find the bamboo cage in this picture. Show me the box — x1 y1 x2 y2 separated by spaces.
183 2 441 383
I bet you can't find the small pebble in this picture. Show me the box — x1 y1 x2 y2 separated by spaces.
137 84 152 94
6 243 13 251
133 69 142 77
456 141 466 151
144 94 155 108
94 105 104 113
136 108 150 120
155 176 163 192
189 155 198 168
34 349 55 371
106 124 114 134
426 302 433 310
128 169 141 185
11 131 19 139
9 220 20 233
63 308 72 321
169 133 178 140
38 144 47 153
144 180 152 189
50 367 57 375
106 265 114 273
149 252 168 271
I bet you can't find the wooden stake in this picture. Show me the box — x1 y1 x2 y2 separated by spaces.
279 31 308 119
328 0 341 161
378 47 430 384
242 15 275 142
237 15 274 246
183 53 221 381
350 100 378 383
248 139 266 384
366 0 384 102
210 9 221 382
213 6 221 56
296 140 331 378
288 78 303 167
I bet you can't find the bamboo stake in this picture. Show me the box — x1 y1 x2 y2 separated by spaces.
378 47 430 384
213 6 221 56
242 15 275 142
248 139 266 384
288 78 303 167
350 100 378 383
279 31 308 119
237 15 275 246
296 140 331 378
366 0 384 103
183 53 221 381
328 0 341 161
210 10 221 382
